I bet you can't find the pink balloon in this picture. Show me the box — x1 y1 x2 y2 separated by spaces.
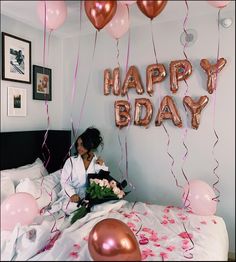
1 192 39 231
120 1 136 5
182 180 217 216
105 3 130 39
207 1 231 8
37 1 67 31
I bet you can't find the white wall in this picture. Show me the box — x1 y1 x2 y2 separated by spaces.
1 15 64 131
62 10 235 252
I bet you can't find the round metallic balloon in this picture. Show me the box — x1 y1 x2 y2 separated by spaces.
88 218 141 261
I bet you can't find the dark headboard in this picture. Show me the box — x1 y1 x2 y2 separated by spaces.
0 130 71 173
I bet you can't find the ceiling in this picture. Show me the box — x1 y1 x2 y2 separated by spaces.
1 1 235 38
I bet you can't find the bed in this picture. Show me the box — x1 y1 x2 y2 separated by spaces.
0 130 229 261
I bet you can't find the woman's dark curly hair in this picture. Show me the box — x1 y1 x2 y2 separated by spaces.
75 127 104 154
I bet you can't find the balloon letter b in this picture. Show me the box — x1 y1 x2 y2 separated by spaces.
114 100 131 128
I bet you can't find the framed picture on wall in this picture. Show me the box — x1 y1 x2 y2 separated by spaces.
7 87 27 117
2 32 31 84
33 65 52 101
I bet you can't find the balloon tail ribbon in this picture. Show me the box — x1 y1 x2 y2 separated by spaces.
211 9 221 202
151 20 159 65
70 0 82 142
181 0 191 209
182 222 194 259
162 124 182 190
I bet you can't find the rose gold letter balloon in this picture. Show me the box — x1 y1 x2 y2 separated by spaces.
200 58 227 94
146 64 167 96
170 59 192 93
134 98 153 127
88 218 141 261
84 1 117 31
114 100 131 128
122 66 144 96
104 68 121 96
183 96 209 129
137 0 168 20
155 96 182 127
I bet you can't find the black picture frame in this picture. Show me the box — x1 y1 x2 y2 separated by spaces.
2 32 31 84
33 65 52 101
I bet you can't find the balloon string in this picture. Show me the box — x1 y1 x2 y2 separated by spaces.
181 0 191 209
70 1 82 142
150 20 159 65
182 222 194 259
211 9 221 202
162 124 182 189
63 30 98 164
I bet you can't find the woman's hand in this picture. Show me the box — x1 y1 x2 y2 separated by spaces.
70 194 80 203
96 157 104 165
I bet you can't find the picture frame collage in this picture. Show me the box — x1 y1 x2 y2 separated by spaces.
2 32 52 117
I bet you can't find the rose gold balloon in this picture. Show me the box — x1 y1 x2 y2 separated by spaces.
122 66 144 96
183 96 209 129
134 98 153 127
104 68 121 96
88 218 141 261
155 96 182 127
137 0 168 20
200 58 227 94
170 59 192 93
146 63 167 96
114 100 131 128
84 1 117 31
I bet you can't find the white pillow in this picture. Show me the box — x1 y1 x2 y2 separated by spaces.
1 158 48 186
1 176 15 203
16 169 62 209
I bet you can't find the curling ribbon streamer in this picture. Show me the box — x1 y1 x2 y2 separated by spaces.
211 9 221 202
70 1 83 142
150 19 181 190
180 2 195 259
181 0 191 209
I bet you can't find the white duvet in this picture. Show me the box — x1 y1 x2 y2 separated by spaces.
1 200 229 261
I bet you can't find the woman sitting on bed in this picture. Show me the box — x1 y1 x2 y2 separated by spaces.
55 127 108 215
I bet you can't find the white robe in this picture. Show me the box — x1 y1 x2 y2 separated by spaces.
50 154 108 215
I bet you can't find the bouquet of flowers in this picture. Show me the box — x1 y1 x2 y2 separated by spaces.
71 170 128 224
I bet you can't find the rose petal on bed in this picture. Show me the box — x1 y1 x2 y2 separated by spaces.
161 220 168 225
139 237 149 245
73 243 81 250
168 219 175 224
166 245 176 252
200 221 207 225
178 232 193 239
160 252 168 260
69 251 79 258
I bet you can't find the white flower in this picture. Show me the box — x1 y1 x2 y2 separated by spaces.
99 179 105 187
113 187 121 195
117 191 125 199
103 179 110 188
94 178 100 184
110 180 117 188
90 179 94 183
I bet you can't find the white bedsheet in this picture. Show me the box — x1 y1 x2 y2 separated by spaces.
1 200 229 261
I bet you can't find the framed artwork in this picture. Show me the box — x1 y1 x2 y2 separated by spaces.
33 65 52 101
2 32 31 84
8 87 27 117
